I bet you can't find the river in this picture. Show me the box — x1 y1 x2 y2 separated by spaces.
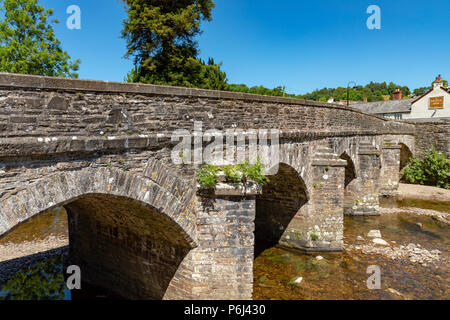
0 199 449 300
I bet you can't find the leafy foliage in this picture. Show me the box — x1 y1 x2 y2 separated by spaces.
403 148 450 189
121 0 227 89
223 165 242 183
236 159 270 186
224 81 418 103
299 82 411 102
197 164 220 188
0 255 66 300
197 159 270 188
413 86 432 97
0 0 80 77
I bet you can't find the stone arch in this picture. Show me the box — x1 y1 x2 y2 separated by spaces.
339 152 357 187
0 167 196 245
338 152 358 214
399 142 413 171
254 162 309 256
0 167 197 299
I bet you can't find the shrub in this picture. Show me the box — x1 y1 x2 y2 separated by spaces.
197 164 220 188
236 159 270 186
223 165 242 183
403 148 450 189
196 159 270 188
310 232 319 241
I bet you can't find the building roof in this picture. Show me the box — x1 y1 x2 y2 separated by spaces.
411 86 450 104
406 117 450 123
352 99 413 115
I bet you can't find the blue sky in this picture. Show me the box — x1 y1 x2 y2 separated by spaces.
38 0 450 94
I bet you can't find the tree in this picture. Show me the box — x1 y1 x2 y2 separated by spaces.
413 86 432 97
0 0 80 78
121 0 227 89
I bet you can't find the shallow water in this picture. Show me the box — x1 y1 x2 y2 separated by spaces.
380 196 450 214
254 213 449 300
0 207 68 245
0 200 449 300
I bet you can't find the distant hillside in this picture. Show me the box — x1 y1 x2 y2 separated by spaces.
226 82 432 102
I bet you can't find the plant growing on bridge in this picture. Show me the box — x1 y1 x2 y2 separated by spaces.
197 159 270 188
223 165 242 183
197 164 221 188
236 159 270 186
310 232 319 241
0 0 80 77
403 148 450 189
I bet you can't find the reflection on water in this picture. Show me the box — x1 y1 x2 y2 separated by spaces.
0 255 70 300
0 201 449 300
0 208 120 300
0 254 121 300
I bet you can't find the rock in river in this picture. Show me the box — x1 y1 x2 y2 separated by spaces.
368 230 382 238
372 238 389 246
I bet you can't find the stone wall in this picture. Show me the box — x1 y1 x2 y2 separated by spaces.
0 73 415 146
413 122 450 158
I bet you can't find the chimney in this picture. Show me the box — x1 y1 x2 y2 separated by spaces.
433 74 444 88
392 88 402 100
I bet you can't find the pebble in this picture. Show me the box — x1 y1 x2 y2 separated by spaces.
345 241 442 265
372 238 389 246
368 230 382 238
387 288 404 299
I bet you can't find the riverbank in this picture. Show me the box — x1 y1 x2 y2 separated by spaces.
0 236 69 285
0 235 68 262
380 183 450 224
397 183 450 202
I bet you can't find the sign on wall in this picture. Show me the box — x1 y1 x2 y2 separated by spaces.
429 96 444 109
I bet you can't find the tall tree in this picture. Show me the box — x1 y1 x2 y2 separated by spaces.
0 0 80 77
121 0 227 89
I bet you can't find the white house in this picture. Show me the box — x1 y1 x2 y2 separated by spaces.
404 75 450 121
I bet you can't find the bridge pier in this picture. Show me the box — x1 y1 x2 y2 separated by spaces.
379 140 401 195
345 142 381 215
185 184 259 300
279 147 347 251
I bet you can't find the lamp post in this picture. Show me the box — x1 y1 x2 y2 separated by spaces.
347 81 357 107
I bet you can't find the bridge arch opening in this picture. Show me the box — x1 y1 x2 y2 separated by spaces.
399 143 413 171
64 193 192 299
254 163 309 256
339 152 357 187
339 152 357 214
0 169 196 300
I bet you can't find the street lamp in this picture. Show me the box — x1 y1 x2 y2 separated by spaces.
347 81 357 107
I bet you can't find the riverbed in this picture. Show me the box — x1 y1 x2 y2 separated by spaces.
0 196 449 300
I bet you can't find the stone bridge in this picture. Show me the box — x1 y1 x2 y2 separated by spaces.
0 73 445 300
